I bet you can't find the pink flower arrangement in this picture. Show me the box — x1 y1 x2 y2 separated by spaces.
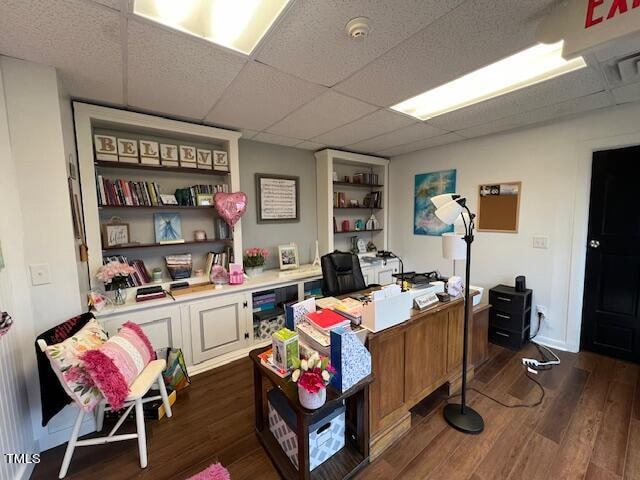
291 353 336 394
96 262 135 286
243 247 269 268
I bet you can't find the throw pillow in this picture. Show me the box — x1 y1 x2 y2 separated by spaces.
82 321 155 410
44 319 108 411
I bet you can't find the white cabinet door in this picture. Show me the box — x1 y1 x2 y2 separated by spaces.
189 293 250 364
377 259 399 285
361 266 375 286
100 304 182 350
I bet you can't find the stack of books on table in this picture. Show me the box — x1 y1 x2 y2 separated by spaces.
257 348 289 378
136 285 166 303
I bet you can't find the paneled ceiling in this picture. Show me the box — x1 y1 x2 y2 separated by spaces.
1 0 639 158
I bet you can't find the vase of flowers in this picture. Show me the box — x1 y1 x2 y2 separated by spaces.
291 353 336 410
96 261 135 305
243 247 269 277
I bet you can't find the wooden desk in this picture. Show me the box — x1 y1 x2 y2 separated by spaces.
249 347 373 480
366 293 488 459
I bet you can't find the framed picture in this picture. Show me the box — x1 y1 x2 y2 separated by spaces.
414 169 457 236
101 221 130 247
477 181 521 233
256 173 299 223
278 243 299 270
154 213 183 244
196 193 215 206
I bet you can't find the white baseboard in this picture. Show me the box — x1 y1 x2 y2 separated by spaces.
532 335 578 353
187 339 270 377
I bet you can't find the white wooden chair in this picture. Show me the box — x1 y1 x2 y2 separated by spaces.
37 339 173 479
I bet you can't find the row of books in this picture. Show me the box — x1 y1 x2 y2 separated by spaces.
333 191 347 208
353 172 379 185
204 249 231 276
97 176 162 207
174 184 228 206
253 291 276 313
165 253 192 280
103 255 150 288
362 191 383 209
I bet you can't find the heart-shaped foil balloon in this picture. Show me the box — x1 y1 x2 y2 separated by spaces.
214 192 247 230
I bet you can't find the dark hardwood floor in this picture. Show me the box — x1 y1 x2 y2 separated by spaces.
33 343 640 480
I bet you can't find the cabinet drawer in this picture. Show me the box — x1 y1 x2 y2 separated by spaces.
489 325 529 350
489 290 526 314
489 309 521 330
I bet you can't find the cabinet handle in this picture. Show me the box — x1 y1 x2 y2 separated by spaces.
497 297 512 302
243 301 248 308
495 331 510 337
244 332 250 339
496 313 510 319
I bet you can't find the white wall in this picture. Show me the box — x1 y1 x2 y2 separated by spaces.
239 139 318 269
0 54 37 480
1 56 90 452
389 102 640 352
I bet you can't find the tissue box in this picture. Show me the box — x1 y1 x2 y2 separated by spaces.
268 388 345 471
272 328 299 371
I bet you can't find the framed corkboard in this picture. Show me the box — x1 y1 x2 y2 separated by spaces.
477 182 521 233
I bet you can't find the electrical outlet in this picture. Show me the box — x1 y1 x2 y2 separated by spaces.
29 263 51 286
536 305 548 318
533 236 549 249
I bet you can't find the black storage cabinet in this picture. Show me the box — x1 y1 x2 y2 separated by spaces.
488 284 533 350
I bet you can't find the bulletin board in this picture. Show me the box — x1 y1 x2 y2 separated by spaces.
477 182 521 233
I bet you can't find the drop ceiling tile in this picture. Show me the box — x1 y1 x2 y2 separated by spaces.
205 62 326 131
381 133 466 157
335 0 558 106
267 91 377 139
347 122 448 152
296 141 325 151
256 0 464 86
127 20 246 120
593 32 640 62
312 109 416 147
87 0 122 10
241 129 259 139
458 92 612 138
253 132 303 147
0 0 123 104
612 82 640 104
428 67 605 131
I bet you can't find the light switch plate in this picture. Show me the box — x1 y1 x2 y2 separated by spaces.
29 263 51 286
533 236 549 249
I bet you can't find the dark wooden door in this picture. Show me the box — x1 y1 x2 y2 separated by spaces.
581 145 640 363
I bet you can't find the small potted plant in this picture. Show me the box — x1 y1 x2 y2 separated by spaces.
243 247 269 277
96 261 135 305
291 353 336 409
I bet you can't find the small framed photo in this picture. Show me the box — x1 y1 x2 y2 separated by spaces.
196 193 215 206
159 194 178 205
278 243 299 271
101 221 130 248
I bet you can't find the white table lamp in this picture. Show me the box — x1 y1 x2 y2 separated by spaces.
442 233 466 276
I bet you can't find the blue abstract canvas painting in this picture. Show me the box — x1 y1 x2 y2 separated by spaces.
154 213 183 243
414 170 456 236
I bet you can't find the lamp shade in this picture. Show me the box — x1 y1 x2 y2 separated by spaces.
442 233 467 260
431 193 457 209
435 199 463 225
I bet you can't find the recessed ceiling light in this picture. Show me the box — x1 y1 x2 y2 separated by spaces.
133 0 291 55
391 41 586 121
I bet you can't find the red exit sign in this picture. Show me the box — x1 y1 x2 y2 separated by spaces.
586 0 640 28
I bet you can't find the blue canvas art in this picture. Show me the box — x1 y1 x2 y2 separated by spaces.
414 169 456 236
154 213 183 243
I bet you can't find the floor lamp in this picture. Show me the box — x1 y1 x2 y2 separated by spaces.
432 193 484 434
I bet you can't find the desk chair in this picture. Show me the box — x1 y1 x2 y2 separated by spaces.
37 339 172 479
321 251 374 296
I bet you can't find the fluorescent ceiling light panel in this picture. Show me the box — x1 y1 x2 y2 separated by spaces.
391 42 586 121
134 0 290 55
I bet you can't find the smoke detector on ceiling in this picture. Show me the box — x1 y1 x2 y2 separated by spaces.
346 17 371 41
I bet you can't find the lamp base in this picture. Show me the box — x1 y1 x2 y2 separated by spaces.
443 403 484 434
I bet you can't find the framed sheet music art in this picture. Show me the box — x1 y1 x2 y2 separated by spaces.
255 173 300 223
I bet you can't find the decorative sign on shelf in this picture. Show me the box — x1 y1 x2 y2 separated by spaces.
255 173 299 223
477 181 521 233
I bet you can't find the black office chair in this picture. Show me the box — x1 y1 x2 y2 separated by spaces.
321 251 373 296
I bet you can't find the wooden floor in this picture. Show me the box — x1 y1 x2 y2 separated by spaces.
33 343 640 480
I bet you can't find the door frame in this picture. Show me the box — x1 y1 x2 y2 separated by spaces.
566 130 640 353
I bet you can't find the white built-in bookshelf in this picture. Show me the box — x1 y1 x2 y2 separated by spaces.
74 103 243 291
315 149 389 255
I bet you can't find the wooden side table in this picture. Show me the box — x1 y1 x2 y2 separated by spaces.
249 346 373 480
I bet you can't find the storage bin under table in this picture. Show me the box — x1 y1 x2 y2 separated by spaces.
268 388 345 471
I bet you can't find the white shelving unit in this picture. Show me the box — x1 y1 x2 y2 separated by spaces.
74 102 243 290
315 149 390 255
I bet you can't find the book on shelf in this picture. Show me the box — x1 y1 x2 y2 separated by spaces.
136 285 166 302
174 184 228 206
257 348 290 378
362 191 383 209
305 309 351 335
353 172 379 185
97 175 162 207
204 249 230 277
102 256 150 288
